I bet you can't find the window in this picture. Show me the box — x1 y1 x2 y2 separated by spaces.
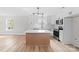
6 16 14 31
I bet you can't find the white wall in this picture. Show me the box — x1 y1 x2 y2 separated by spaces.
46 15 56 31
0 16 32 35
56 7 79 18
28 15 56 30
28 15 48 30
0 15 55 35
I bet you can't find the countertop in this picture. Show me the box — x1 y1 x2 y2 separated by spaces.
25 30 52 33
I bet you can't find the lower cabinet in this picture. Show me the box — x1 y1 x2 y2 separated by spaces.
59 30 63 41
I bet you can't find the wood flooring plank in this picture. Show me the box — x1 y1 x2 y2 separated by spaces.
34 46 39 52
0 35 79 52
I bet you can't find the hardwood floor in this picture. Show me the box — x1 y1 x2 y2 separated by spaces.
0 35 79 52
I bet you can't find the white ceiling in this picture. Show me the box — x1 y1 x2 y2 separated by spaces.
0 7 62 16
0 7 79 17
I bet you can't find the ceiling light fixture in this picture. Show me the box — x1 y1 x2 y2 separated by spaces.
32 7 44 16
32 7 44 30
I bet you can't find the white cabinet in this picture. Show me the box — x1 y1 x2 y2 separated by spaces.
63 17 73 44
63 16 79 47
59 30 63 41
72 17 79 47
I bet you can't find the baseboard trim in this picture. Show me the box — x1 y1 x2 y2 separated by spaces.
0 33 26 35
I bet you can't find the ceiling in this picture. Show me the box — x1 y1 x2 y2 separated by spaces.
0 7 62 16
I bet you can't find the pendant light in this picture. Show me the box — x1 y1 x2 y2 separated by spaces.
32 7 44 29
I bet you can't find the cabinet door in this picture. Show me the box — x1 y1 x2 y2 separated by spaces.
63 18 73 44
73 17 79 47
59 30 63 41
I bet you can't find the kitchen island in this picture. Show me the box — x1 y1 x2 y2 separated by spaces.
26 30 52 46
